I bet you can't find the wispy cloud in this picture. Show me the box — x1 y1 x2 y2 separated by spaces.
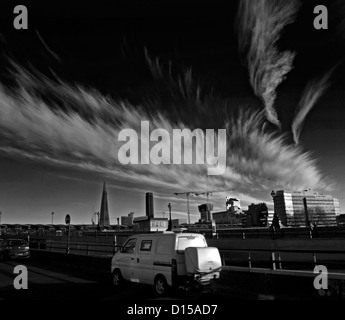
292 69 334 144
236 0 300 127
0 58 330 211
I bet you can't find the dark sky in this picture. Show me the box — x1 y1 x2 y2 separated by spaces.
0 0 345 224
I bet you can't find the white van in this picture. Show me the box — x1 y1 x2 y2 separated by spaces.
110 232 222 295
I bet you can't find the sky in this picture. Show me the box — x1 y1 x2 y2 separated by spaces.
0 0 345 225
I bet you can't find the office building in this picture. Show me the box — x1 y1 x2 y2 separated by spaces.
272 190 339 227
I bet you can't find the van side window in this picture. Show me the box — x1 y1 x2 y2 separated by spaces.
122 238 137 253
140 240 152 252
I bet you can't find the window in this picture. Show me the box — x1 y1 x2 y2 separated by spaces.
140 240 152 252
122 238 137 253
177 236 207 253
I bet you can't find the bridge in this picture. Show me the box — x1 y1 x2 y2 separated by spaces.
1 226 345 301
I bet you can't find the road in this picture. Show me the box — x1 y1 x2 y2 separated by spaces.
1 256 343 301
0 258 228 300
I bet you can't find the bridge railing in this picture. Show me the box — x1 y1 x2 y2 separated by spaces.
219 247 345 273
29 238 123 257
26 235 345 275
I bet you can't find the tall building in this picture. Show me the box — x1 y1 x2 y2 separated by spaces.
272 190 339 227
146 192 154 218
99 182 110 228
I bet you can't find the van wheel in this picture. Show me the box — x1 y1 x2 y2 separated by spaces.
154 276 168 296
112 270 123 288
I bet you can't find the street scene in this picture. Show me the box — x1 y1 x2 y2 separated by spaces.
1 0 345 313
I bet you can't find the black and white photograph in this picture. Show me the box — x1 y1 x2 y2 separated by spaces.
1 0 345 310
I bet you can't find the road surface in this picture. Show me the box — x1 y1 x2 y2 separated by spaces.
0 258 227 300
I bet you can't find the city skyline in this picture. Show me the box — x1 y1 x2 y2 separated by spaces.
1 0 345 224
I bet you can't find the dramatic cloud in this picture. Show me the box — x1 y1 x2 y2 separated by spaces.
0 60 330 210
236 0 300 127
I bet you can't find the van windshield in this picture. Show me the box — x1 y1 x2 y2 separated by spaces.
176 236 206 253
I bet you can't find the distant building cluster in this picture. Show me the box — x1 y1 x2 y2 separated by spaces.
132 192 169 232
197 190 340 228
2 183 342 235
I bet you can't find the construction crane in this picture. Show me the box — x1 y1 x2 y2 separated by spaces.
174 189 235 223
194 190 220 203
174 190 230 224
174 191 200 225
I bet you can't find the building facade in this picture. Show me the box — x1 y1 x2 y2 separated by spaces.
272 190 339 227
246 203 268 227
198 203 213 222
226 197 241 213
133 216 169 232
212 197 244 226
212 210 244 225
121 212 135 226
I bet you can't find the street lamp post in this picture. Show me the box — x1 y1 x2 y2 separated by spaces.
167 203 172 231
303 197 310 227
51 211 54 225
65 214 71 254
270 190 278 239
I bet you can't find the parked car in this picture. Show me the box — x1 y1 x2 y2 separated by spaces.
111 232 222 295
0 238 30 261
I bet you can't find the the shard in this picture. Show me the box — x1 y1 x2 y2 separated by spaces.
99 181 110 228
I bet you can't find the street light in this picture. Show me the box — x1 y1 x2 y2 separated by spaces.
51 211 54 225
167 203 172 231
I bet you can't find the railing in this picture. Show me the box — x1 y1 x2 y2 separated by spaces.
27 236 345 274
219 247 345 273
28 237 124 257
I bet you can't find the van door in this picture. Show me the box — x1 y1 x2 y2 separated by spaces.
116 237 137 281
136 238 155 284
